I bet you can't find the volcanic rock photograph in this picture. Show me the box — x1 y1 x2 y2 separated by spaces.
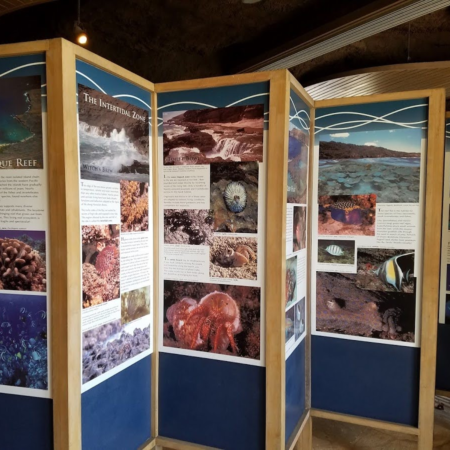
317 239 355 265
0 76 43 169
285 255 297 308
210 161 259 233
82 224 120 308
78 84 149 183
293 206 307 252
163 104 264 165
316 271 416 342
82 317 150 384
0 230 46 292
164 209 213 245
0 293 48 390
121 286 150 324
318 194 376 236
209 236 257 280
287 126 309 204
120 180 149 232
163 280 260 360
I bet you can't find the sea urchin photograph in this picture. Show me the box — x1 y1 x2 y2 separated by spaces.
82 225 120 308
210 161 259 233
120 180 149 232
317 239 355 265
164 209 213 245
163 280 260 360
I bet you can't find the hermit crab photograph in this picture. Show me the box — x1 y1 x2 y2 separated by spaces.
163 280 261 360
317 239 355 265
81 224 120 308
209 236 257 280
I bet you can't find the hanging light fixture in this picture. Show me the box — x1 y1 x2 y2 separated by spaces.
74 0 88 45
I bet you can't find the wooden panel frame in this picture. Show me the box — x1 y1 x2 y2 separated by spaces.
312 89 446 450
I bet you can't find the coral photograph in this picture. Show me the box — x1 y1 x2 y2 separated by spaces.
318 194 376 236
210 161 259 233
285 306 295 343
0 76 43 169
82 225 120 308
287 126 309 204
210 236 257 280
120 180 149 232
285 256 297 309
163 280 260 360
162 104 264 165
78 84 149 183
295 297 306 340
82 318 150 384
318 129 421 203
121 286 150 324
351 248 415 293
316 271 416 342
164 209 213 245
0 230 46 292
317 239 355 265
0 294 47 390
293 206 307 251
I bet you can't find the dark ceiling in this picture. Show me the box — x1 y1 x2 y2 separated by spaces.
0 0 449 86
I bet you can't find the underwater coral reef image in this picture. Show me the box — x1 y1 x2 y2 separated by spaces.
285 256 297 308
209 236 257 280
120 180 149 232
121 286 150 324
210 161 259 233
318 194 376 236
0 230 46 292
164 209 213 245
287 126 309 204
78 84 149 183
295 297 306 340
351 248 415 293
0 76 43 169
316 271 416 342
293 206 307 252
82 317 150 384
0 294 47 390
163 104 264 165
82 225 120 308
163 280 260 360
285 306 295 344
317 239 355 265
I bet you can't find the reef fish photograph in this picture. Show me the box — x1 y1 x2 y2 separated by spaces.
210 161 259 233
287 126 309 204
82 318 150 384
0 230 46 292
0 293 47 390
164 209 213 246
120 180 149 232
78 84 149 183
82 225 120 308
318 194 376 236
285 255 297 308
316 271 416 342
162 104 264 165
317 129 422 203
163 280 260 360
0 76 43 169
317 239 355 265
121 286 150 324
209 236 257 280
293 206 307 252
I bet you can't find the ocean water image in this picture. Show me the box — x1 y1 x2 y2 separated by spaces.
163 105 264 165
0 75 43 169
78 84 149 183
287 126 309 204
0 294 48 389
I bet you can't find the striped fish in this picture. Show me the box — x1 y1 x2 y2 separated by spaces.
325 245 344 256
325 200 360 213
375 252 414 291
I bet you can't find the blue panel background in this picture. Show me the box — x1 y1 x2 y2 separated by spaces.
285 339 306 444
159 353 265 450
0 394 52 450
437 324 450 391
82 357 151 450
76 61 152 449
312 336 420 425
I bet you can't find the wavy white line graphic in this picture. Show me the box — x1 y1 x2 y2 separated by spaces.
289 96 310 131
76 71 107 94
0 62 45 78
158 101 217 110
226 93 269 107
113 94 151 110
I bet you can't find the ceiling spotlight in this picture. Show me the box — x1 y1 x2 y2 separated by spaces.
74 22 88 45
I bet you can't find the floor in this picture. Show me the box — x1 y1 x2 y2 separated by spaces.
312 397 450 449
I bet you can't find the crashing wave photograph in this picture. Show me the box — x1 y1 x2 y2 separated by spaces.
162 104 264 165
78 84 149 183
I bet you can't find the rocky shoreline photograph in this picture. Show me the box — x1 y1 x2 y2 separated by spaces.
78 84 149 183
163 104 264 165
0 75 43 169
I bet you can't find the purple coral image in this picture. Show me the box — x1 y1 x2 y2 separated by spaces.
81 224 120 308
163 280 260 360
120 180 149 232
0 230 46 292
